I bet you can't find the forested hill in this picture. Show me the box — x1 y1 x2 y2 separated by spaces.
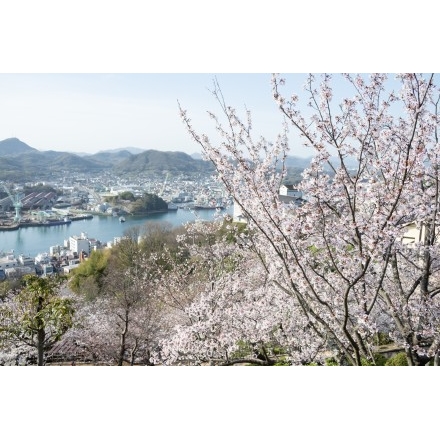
0 138 38 156
0 137 356 183
112 150 215 174
0 138 215 181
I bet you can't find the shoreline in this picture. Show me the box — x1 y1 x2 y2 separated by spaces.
0 214 94 232
1 206 233 257
0 210 174 231
72 209 170 217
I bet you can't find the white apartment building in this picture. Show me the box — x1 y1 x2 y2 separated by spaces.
69 233 91 257
0 254 19 270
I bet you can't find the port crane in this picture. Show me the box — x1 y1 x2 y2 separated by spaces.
2 184 23 223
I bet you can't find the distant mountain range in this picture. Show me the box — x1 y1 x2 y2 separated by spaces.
0 138 39 156
78 146 147 156
113 150 214 174
0 138 215 181
0 137 358 183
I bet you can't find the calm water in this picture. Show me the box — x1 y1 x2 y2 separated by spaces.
0 207 232 258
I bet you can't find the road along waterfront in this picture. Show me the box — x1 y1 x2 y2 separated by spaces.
0 207 232 258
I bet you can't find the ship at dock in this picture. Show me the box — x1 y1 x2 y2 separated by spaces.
0 222 20 231
193 203 225 210
0 211 93 231
44 217 72 226
192 197 226 210
20 215 73 227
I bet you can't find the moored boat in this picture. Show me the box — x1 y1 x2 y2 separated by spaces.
0 223 20 231
44 217 72 226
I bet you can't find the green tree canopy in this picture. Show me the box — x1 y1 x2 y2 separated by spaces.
0 275 74 365
130 193 168 214
69 248 111 300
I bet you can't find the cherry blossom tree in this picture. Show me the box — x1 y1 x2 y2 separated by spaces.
155 240 318 365
67 236 162 365
151 219 318 365
177 73 440 366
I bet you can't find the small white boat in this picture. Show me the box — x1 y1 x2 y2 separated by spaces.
119 216 126 223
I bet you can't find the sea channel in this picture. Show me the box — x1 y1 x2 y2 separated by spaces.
0 207 232 258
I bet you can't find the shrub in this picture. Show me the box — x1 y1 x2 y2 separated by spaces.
375 332 393 346
385 352 408 366
372 353 387 366
325 357 338 366
361 353 387 366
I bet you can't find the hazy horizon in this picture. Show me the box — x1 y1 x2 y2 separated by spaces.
0 73 316 157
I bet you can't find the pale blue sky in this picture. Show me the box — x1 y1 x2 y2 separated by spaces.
1 2 435 159
0 73 312 156
2 73 438 158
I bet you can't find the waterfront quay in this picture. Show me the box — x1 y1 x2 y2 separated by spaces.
0 213 93 231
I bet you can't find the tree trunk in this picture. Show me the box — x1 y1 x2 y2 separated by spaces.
117 309 129 366
405 346 415 366
130 338 139 366
37 295 45 366
37 327 45 366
